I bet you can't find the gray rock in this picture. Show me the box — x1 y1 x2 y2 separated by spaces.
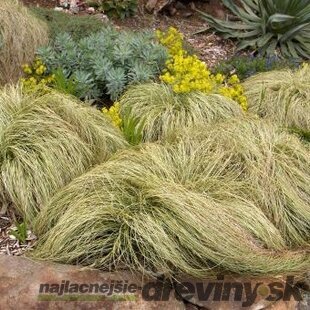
174 275 303 310
0 255 185 310
0 255 306 309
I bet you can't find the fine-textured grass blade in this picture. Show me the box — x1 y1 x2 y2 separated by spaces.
119 83 243 143
0 85 127 221
243 65 310 132
33 118 310 278
0 0 48 84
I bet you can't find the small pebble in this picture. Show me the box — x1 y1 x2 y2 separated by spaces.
8 234 16 240
87 7 95 14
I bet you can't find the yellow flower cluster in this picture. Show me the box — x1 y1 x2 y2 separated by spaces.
102 102 122 128
157 27 248 111
156 27 184 57
161 54 215 93
219 75 248 111
21 58 55 93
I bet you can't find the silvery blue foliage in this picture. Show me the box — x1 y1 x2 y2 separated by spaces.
37 26 168 101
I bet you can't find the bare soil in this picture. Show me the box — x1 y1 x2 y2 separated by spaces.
20 0 236 67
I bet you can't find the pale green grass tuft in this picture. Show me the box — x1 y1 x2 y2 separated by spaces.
243 65 310 133
0 85 127 220
0 0 49 84
120 83 244 142
176 118 310 247
33 119 310 277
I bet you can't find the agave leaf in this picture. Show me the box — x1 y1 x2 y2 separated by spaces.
264 38 278 56
241 1 259 18
294 43 310 59
236 39 259 50
197 11 258 30
298 7 310 22
262 0 287 14
222 0 261 22
223 29 261 40
257 33 274 47
289 1 310 16
267 14 296 33
262 0 276 10
280 23 310 42
235 29 262 39
286 41 299 58
242 0 259 11
296 35 310 49
198 0 310 59
280 43 292 58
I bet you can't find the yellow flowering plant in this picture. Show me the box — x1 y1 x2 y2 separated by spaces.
21 58 55 93
157 27 248 111
156 27 184 57
102 102 144 145
102 102 122 128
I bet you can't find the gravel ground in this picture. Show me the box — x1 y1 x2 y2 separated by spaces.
113 12 235 67
0 213 36 256
20 0 236 67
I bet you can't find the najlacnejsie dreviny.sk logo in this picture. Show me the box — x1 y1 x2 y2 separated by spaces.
38 275 304 307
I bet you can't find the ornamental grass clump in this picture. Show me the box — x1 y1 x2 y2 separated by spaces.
0 85 127 221
243 64 310 134
177 119 310 247
33 119 309 277
119 83 244 142
0 0 48 85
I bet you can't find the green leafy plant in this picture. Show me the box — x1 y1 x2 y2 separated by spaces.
100 0 137 19
37 28 168 101
198 0 310 59
9 222 27 243
52 68 79 97
213 54 299 80
121 108 145 145
30 7 105 41
102 102 144 145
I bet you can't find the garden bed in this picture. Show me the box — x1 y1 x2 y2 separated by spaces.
0 1 309 308
20 0 235 66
